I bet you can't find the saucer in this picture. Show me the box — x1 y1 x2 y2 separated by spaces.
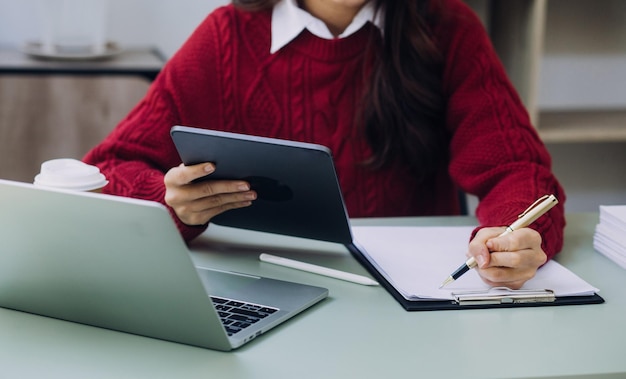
21 41 123 61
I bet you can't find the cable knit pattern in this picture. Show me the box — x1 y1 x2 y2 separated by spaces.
83 0 565 259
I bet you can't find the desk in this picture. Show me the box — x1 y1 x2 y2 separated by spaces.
0 213 623 379
0 45 165 82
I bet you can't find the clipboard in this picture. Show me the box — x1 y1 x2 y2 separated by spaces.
452 287 556 305
347 243 605 311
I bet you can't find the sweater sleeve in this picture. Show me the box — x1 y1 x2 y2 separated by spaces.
82 76 208 242
437 0 566 260
82 9 231 242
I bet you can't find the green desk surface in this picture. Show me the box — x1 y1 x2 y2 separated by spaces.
0 213 623 379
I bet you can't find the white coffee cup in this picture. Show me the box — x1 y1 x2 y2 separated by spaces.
34 158 108 192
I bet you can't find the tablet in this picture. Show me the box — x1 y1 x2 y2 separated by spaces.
170 125 353 244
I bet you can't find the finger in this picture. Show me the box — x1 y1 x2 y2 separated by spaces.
180 198 254 226
486 230 546 268
477 254 535 287
194 183 256 209
164 162 215 186
196 190 258 225
166 179 255 213
187 179 253 202
477 261 538 289
489 250 547 272
468 227 507 268
477 270 527 290
486 228 541 253
486 251 523 269
467 240 489 268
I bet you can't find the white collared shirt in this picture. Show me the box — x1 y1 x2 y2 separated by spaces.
270 0 383 54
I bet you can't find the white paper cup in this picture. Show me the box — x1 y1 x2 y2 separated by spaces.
34 158 108 192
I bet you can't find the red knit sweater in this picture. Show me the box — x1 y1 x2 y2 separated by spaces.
84 0 566 259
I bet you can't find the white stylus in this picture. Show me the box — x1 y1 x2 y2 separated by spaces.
259 253 379 286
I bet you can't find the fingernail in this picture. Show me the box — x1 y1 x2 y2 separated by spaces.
476 255 486 267
204 164 215 173
237 183 250 191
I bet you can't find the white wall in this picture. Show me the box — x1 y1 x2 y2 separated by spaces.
0 0 228 57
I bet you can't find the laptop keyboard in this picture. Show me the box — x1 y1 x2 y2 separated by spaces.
210 296 279 336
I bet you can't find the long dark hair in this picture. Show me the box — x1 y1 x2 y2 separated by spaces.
233 0 446 182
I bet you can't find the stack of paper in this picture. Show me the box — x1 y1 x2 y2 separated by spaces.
594 205 626 269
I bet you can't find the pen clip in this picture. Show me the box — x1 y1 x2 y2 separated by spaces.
517 194 551 219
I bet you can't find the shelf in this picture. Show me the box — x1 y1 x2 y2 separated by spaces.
469 0 626 143
0 45 165 82
538 109 626 143
538 0 626 111
489 0 546 125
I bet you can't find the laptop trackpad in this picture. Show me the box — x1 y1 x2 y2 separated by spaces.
196 267 261 296
195 267 291 308
195 266 327 312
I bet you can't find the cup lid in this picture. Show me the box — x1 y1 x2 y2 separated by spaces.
34 158 108 191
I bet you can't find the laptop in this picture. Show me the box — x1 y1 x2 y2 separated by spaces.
0 179 328 351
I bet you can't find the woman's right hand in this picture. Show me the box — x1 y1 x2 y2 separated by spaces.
164 162 257 226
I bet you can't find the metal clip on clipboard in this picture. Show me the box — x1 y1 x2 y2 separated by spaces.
451 287 556 306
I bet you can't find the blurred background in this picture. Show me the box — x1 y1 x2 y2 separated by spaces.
0 0 228 57
0 0 624 214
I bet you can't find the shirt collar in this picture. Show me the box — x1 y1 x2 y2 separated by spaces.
270 0 383 54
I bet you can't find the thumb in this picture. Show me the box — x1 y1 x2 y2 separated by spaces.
166 162 215 186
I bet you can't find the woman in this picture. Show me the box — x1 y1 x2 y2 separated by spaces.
84 0 566 289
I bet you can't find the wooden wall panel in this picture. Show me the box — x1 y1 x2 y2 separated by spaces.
0 76 149 182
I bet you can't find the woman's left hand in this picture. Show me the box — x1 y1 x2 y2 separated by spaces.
467 227 547 289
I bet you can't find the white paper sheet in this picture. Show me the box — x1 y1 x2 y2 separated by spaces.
352 226 599 301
